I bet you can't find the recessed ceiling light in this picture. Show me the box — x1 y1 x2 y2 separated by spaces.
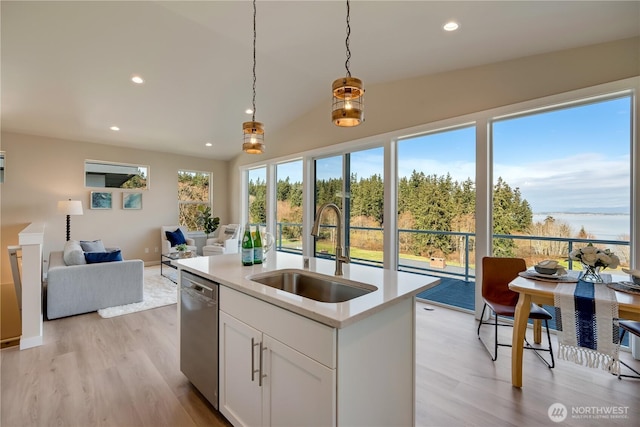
131 75 144 84
245 108 253 115
205 142 213 147
443 21 459 31
110 126 120 131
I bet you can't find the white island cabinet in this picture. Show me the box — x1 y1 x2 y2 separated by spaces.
175 252 439 427
220 287 335 427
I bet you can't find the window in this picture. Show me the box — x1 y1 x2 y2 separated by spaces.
348 147 384 266
85 160 148 189
313 148 384 266
397 126 476 275
276 160 303 254
491 95 632 270
248 167 267 227
314 155 343 258
178 170 211 231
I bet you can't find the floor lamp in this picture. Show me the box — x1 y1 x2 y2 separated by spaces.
57 199 83 241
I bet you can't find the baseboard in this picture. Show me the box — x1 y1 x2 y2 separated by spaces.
20 334 43 350
145 260 160 267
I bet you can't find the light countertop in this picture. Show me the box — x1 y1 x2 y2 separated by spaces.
175 252 440 328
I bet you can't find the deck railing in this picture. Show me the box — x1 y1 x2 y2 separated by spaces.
258 222 630 282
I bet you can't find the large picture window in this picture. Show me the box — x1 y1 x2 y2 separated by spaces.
397 126 476 276
178 170 211 231
492 95 632 270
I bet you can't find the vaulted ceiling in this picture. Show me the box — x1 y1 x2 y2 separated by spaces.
2 1 639 160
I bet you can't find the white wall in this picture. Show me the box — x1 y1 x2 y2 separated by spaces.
0 132 229 284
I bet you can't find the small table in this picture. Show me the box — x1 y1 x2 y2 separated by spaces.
509 273 640 388
161 252 196 283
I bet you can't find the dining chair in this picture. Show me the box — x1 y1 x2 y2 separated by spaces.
477 256 555 368
618 320 640 379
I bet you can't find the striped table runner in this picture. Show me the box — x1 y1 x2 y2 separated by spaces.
554 274 620 374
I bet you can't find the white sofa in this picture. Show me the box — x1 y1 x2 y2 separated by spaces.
202 224 241 256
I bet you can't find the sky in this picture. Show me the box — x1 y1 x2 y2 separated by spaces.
252 95 632 215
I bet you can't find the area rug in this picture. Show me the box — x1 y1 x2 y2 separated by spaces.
416 277 475 311
98 266 177 318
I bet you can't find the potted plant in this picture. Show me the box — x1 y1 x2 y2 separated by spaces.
197 206 220 238
175 243 191 257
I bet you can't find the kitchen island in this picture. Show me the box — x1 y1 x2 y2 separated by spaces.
176 252 439 426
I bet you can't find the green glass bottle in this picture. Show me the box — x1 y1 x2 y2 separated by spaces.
253 227 263 264
241 224 254 266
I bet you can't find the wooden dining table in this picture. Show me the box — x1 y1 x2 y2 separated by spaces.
509 273 640 388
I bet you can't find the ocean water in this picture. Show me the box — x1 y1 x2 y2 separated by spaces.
532 213 630 240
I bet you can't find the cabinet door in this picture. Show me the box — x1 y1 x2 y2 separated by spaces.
219 311 263 427
262 335 336 427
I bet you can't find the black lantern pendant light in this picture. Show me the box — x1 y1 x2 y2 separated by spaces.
243 0 265 154
332 0 364 127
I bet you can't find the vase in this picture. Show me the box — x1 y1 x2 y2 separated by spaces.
581 263 603 283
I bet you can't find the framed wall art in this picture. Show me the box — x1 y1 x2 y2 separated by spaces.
123 192 142 210
90 191 112 209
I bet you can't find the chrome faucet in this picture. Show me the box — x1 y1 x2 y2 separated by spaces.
311 203 350 276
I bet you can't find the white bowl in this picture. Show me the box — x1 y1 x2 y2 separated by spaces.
534 265 558 275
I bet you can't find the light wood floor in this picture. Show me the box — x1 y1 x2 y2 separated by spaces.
417 301 640 427
2 301 638 426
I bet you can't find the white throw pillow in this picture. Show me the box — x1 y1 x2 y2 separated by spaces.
63 240 86 266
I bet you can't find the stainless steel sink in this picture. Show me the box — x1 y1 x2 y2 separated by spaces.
248 269 377 303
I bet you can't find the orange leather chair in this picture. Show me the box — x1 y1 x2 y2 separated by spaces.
477 256 554 368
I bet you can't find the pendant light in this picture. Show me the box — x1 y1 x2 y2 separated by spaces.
243 0 264 154
332 0 364 127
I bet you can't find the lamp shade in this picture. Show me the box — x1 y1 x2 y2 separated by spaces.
242 121 265 154
57 200 83 216
332 76 364 127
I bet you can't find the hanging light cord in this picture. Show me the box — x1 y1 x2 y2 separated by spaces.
344 0 352 77
251 0 257 122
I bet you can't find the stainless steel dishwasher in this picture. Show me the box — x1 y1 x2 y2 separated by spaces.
180 270 219 409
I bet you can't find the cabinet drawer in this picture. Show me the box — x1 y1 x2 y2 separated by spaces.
221 286 336 368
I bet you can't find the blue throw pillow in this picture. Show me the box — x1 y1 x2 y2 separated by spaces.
165 228 187 246
84 250 123 264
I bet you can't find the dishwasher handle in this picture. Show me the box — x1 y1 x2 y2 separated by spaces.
181 272 218 299
183 279 215 299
